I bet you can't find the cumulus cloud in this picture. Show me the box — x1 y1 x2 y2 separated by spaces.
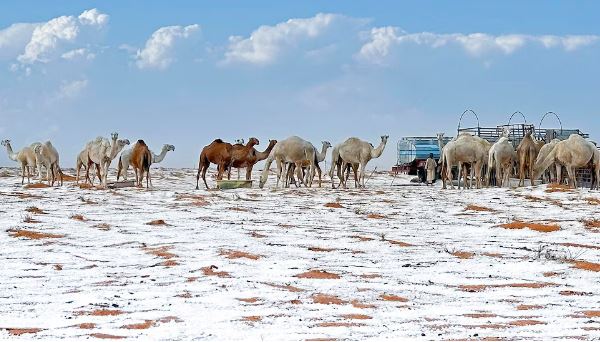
56 79 88 100
61 48 95 60
0 8 109 65
223 13 347 65
135 24 200 70
357 27 600 64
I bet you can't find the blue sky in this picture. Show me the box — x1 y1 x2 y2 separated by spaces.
1 1 599 169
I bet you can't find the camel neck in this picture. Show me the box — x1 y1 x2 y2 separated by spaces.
153 148 169 163
4 143 18 161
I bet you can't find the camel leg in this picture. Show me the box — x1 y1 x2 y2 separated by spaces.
529 160 535 187
340 161 348 188
317 164 322 188
21 163 25 185
201 164 209 189
555 163 562 184
245 166 253 181
295 162 305 187
359 163 366 188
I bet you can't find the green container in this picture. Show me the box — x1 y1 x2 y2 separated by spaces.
216 180 253 190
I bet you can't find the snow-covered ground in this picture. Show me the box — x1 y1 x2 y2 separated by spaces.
0 167 598 340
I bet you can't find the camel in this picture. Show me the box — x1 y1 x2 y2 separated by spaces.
534 134 599 188
196 139 233 189
440 133 489 189
328 144 358 189
287 141 332 187
534 139 560 183
259 136 316 189
129 140 153 188
486 136 516 187
1 140 37 184
337 135 388 188
33 141 63 186
117 144 175 181
80 133 130 187
225 139 277 181
227 137 260 180
516 131 540 187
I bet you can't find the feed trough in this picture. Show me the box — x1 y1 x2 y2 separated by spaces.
216 179 253 190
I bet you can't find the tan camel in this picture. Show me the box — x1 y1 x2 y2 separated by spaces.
534 134 598 188
516 132 540 187
259 136 316 188
228 137 260 180
117 144 175 181
130 140 153 188
196 139 233 189
337 136 388 188
1 140 36 184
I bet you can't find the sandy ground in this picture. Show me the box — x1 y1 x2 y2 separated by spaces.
0 167 599 340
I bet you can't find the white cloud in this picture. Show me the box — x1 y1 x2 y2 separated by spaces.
5 8 109 65
57 79 88 100
135 24 200 70
0 23 38 60
357 27 600 64
223 13 345 65
61 48 95 60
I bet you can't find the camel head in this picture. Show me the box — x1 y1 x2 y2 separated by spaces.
164 144 175 152
33 144 43 154
501 127 511 138
111 132 119 141
268 140 277 148
117 139 130 148
1 139 10 147
381 135 389 143
247 137 260 147
322 141 332 149
436 133 444 140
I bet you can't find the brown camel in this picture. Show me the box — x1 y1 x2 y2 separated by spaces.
516 131 541 186
130 140 153 188
196 139 233 189
227 137 260 180
227 139 277 181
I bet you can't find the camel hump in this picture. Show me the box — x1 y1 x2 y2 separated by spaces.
137 139 146 146
213 139 224 144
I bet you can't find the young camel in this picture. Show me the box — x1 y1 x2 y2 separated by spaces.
196 139 233 189
130 140 153 188
117 144 175 181
486 137 516 187
228 137 260 180
33 141 63 186
287 141 332 187
1 140 36 184
226 139 277 181
337 136 388 188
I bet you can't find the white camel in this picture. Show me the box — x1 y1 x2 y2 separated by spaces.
1 140 37 184
287 141 332 187
534 139 560 183
486 134 516 187
259 136 316 189
337 135 388 188
80 133 130 187
534 134 599 188
117 144 175 181
33 141 62 186
440 133 489 189
328 144 358 188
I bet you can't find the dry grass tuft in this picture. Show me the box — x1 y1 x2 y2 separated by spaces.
295 270 340 279
451 251 475 259
219 250 261 260
70 214 87 221
308 246 337 252
312 293 345 305
380 293 408 302
465 205 496 212
366 213 386 219
237 297 260 303
242 316 262 322
89 333 126 339
582 219 600 233
545 183 573 193
324 202 343 208
78 309 125 316
201 265 230 278
94 223 111 231
341 314 372 320
570 260 600 272
262 282 304 292
23 183 50 189
25 206 46 214
4 328 43 336
499 221 560 233
121 320 154 330
8 229 64 240
146 219 168 226
585 197 600 205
